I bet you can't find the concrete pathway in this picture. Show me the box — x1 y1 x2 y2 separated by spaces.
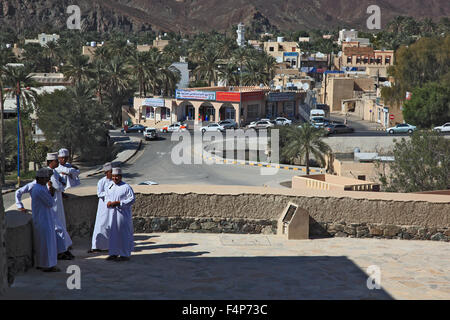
79 130 142 179
2 233 449 300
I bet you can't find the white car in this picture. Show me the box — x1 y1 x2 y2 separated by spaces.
386 123 417 134
160 123 187 133
138 181 159 186
143 128 158 140
248 120 274 130
433 123 450 133
275 117 292 126
200 123 225 133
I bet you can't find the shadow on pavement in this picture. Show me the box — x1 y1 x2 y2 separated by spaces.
133 243 198 252
119 255 394 299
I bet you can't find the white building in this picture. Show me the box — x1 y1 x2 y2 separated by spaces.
237 23 246 47
338 29 370 46
25 33 60 46
170 62 189 90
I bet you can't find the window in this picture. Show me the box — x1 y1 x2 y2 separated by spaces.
369 57 375 64
376 57 382 64
363 56 368 64
269 47 274 52
347 56 352 63
358 175 366 181
356 56 361 64
385 56 391 64
292 47 296 52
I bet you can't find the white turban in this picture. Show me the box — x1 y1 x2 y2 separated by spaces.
112 168 122 175
103 162 112 171
58 148 69 157
46 153 58 161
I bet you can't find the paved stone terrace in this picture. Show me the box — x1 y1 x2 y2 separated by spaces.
2 233 449 300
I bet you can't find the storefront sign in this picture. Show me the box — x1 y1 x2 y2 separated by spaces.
216 91 241 102
242 91 264 101
283 52 299 57
142 98 165 107
176 90 216 101
268 92 295 102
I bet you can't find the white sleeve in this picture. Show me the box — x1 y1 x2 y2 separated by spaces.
15 182 35 209
50 171 65 192
119 185 135 208
97 178 107 198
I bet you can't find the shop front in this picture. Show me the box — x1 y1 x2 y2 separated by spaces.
267 92 297 119
141 97 166 124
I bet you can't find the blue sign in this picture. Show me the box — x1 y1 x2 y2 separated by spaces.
268 92 296 102
142 98 165 107
176 90 216 101
283 52 299 57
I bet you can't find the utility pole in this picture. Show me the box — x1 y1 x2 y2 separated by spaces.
16 81 21 187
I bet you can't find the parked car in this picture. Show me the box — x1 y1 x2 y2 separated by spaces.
247 121 257 129
275 117 292 126
138 181 159 185
218 119 238 129
433 123 450 133
121 124 146 133
386 123 417 134
161 123 187 133
310 116 326 129
325 124 355 135
250 120 275 130
143 128 158 140
200 123 225 133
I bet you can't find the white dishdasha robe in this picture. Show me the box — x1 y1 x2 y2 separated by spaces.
31 183 57 268
106 181 135 257
56 163 81 191
91 176 113 250
16 180 72 253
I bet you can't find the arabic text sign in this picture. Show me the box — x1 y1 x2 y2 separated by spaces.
176 90 216 101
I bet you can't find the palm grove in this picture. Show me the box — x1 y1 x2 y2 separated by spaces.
0 30 280 185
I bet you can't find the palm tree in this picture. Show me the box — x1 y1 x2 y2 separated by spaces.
219 63 239 86
281 124 331 175
260 53 277 82
3 64 39 174
242 59 266 86
163 40 181 62
0 49 16 185
103 55 134 126
194 48 221 86
90 58 107 104
158 64 181 97
62 54 93 85
128 49 148 97
43 40 60 73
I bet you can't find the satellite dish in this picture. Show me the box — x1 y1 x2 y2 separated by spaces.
302 83 310 91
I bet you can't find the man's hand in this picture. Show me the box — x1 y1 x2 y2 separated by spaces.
107 201 120 208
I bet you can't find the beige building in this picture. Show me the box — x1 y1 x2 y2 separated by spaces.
328 153 393 184
264 39 301 68
153 39 169 51
124 86 272 128
292 174 380 192
336 43 394 78
320 74 375 112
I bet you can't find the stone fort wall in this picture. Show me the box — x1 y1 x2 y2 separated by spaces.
4 185 449 286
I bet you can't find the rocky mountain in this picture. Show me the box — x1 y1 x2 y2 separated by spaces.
1 0 449 34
